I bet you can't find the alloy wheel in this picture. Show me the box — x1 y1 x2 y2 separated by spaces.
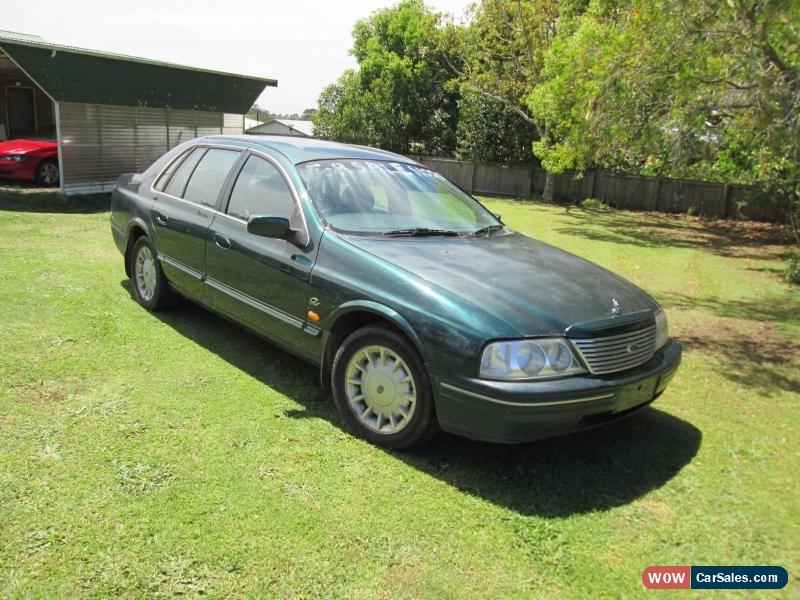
345 345 417 434
134 245 157 302
39 163 59 186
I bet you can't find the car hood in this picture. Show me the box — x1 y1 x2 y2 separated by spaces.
0 139 56 154
342 231 659 336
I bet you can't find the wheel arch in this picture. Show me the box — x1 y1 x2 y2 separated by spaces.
123 219 152 277
320 301 425 391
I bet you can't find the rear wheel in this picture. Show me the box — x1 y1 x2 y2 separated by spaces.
332 325 439 449
128 236 175 310
35 159 59 187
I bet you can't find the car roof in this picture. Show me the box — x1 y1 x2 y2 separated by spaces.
206 135 419 166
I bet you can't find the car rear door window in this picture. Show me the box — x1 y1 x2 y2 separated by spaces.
163 147 206 198
183 149 241 208
227 156 295 221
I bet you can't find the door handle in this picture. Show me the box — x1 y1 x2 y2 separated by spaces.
154 212 168 226
213 233 231 249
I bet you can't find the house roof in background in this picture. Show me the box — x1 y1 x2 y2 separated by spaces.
273 119 314 136
0 30 276 113
247 118 314 136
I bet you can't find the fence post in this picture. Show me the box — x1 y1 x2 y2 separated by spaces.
588 171 597 199
722 183 732 219
470 160 477 195
653 176 663 212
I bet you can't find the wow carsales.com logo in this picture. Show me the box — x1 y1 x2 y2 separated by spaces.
642 566 788 590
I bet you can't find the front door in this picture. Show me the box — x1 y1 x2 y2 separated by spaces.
152 145 242 299
205 153 317 354
6 87 35 138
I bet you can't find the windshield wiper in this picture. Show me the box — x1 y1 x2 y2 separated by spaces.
381 228 462 237
469 223 505 237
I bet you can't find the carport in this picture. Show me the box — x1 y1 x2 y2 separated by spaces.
0 31 276 195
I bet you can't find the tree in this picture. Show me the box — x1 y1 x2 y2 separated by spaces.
313 70 375 145
446 0 585 197
314 0 460 155
454 89 539 164
528 0 800 241
246 103 273 122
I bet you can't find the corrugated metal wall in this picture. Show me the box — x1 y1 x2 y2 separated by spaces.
222 113 245 135
58 102 244 194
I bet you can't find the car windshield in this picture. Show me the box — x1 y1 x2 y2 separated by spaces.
296 159 501 235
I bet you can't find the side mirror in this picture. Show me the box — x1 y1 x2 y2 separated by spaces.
493 212 502 221
247 215 291 239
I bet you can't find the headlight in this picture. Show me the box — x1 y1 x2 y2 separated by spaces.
3 154 27 162
654 309 669 349
480 338 586 380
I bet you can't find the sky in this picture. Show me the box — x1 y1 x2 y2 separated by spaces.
5 0 472 116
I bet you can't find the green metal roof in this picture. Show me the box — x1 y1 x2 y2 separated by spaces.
0 33 276 113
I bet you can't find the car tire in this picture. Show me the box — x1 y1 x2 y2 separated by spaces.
35 159 59 187
128 236 175 311
332 325 439 449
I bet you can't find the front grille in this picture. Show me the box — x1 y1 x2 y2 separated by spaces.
571 324 656 374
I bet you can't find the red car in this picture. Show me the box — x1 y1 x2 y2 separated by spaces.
0 131 59 186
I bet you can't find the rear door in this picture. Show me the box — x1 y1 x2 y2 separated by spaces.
205 152 317 354
151 145 242 299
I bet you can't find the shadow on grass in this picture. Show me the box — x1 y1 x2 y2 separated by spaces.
545 203 790 261
657 291 800 325
123 282 702 518
655 291 800 396
0 183 109 213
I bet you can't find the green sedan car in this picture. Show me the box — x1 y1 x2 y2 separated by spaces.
110 136 681 449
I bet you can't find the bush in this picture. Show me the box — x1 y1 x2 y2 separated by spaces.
786 251 800 285
580 198 607 210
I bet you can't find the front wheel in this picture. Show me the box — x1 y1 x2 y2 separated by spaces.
332 325 439 449
128 236 175 310
36 159 59 187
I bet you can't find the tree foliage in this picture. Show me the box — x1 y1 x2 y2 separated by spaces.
528 0 799 237
313 0 459 155
315 0 800 245
454 89 539 164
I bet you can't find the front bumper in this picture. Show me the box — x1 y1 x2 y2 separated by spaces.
432 339 682 443
0 160 35 181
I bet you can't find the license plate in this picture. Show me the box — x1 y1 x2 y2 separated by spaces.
616 376 658 411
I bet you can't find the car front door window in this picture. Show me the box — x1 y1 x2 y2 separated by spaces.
227 155 296 222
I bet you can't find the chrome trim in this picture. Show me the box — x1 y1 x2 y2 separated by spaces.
156 252 203 280
204 276 304 328
156 250 308 329
303 324 322 337
571 324 657 375
439 382 616 408
570 324 656 345
245 148 311 241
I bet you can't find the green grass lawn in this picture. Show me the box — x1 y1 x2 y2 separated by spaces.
1 185 798 598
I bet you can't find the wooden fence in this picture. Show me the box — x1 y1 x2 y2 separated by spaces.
410 156 783 222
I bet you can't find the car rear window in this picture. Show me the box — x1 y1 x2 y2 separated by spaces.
183 149 241 208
